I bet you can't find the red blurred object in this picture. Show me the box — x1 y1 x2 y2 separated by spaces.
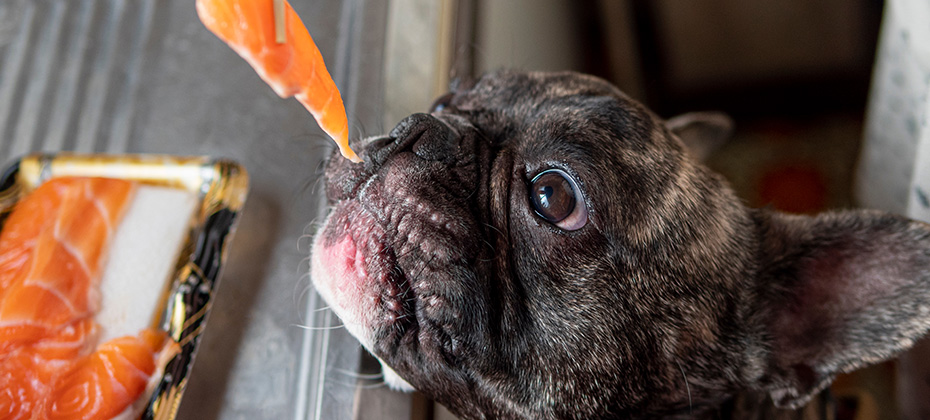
758 164 828 214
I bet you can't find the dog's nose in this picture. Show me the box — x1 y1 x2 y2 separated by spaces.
382 113 459 163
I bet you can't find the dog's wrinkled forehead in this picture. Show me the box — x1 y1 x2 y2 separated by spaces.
453 70 625 106
448 70 669 156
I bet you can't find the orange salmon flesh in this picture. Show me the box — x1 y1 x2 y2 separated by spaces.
197 0 362 163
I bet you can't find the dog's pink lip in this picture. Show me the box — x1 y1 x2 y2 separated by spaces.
318 231 367 293
311 200 413 340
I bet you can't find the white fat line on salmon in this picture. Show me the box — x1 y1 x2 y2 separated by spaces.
0 318 57 329
15 280 81 318
54 234 98 282
105 350 150 381
88 192 117 236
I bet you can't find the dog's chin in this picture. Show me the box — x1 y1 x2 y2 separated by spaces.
310 199 415 353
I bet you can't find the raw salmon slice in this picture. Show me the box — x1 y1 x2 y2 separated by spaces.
0 178 69 295
0 178 134 351
197 0 362 163
48 330 166 420
0 320 98 420
0 177 165 419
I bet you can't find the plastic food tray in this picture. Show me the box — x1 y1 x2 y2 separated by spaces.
0 153 249 420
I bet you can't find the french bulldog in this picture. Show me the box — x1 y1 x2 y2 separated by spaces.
310 70 930 419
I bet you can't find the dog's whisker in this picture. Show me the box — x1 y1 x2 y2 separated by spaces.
296 256 313 275
322 376 387 389
301 218 327 238
392 246 418 260
331 368 385 380
676 360 692 415
298 224 327 255
327 370 387 389
351 380 389 390
293 282 314 322
406 255 438 288
299 232 322 249
310 172 327 193
483 222 504 236
290 323 346 331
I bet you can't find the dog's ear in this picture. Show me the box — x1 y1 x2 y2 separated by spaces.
754 210 930 408
665 111 733 161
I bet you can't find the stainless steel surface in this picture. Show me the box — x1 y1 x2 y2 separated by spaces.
0 0 414 418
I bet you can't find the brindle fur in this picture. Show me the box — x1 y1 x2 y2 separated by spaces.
315 70 930 419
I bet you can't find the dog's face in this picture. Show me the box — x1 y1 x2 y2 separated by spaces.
312 70 930 419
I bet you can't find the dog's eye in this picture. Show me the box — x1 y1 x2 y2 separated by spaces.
530 169 588 231
430 92 454 113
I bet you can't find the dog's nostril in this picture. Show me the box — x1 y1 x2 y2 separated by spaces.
360 135 400 166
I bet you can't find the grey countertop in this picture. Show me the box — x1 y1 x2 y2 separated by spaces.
0 0 421 418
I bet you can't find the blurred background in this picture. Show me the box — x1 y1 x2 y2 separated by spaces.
454 0 883 214
1 0 929 419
